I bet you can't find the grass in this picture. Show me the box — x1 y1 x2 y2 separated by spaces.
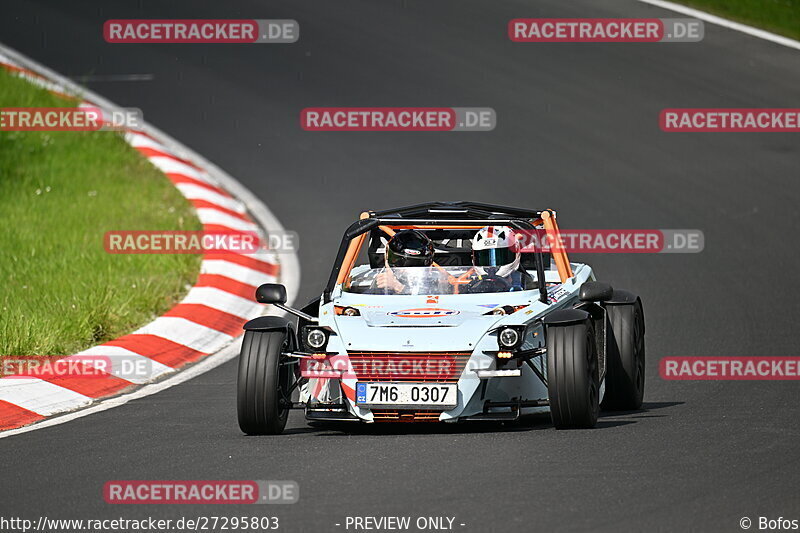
0 67 202 356
672 0 800 40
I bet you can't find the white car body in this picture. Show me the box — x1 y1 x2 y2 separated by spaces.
302 262 596 422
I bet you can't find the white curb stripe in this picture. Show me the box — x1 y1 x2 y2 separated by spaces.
244 249 280 267
0 379 93 416
125 131 169 151
134 317 234 353
147 156 210 182
175 183 246 213
636 0 800 51
201 259 277 286
195 208 260 233
181 287 262 319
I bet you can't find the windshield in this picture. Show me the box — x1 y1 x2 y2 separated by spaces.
344 266 536 295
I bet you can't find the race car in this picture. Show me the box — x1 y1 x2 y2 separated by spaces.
236 202 645 434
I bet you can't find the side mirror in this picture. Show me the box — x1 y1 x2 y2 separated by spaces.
579 281 613 302
255 283 287 305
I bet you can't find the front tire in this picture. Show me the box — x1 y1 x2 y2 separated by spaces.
237 330 291 435
602 299 645 410
546 320 600 429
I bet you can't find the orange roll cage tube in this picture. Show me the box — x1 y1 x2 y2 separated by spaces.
323 203 553 304
336 218 565 288
541 209 573 283
336 212 370 286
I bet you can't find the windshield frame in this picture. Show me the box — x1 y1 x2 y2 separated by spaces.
323 208 550 304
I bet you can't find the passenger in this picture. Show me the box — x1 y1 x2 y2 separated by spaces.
462 226 536 293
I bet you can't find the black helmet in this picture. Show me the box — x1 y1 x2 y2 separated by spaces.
385 230 435 267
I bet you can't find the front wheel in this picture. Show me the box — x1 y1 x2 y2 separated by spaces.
602 299 645 411
546 320 600 429
237 330 292 435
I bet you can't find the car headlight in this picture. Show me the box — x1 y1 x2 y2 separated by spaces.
306 328 327 350
498 327 521 349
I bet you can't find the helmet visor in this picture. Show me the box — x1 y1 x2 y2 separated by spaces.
473 247 517 268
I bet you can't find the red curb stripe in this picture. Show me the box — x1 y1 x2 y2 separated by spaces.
135 147 204 171
203 224 261 235
196 274 259 299
163 304 246 336
105 335 207 369
191 200 251 221
0 401 45 430
203 252 280 276
42 375 133 399
165 173 231 197
126 128 161 142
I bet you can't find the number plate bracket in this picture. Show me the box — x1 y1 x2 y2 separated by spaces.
355 382 457 409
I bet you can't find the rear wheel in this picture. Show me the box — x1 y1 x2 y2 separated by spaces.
602 299 646 410
237 330 293 435
546 320 599 429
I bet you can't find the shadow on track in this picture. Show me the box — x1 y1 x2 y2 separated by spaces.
267 401 684 437
601 401 684 417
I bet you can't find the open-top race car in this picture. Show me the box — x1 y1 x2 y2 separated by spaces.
236 202 645 434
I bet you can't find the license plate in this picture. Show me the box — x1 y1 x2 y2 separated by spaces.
356 382 457 409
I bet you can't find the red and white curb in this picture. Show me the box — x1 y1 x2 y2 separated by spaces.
636 0 800 51
0 45 299 436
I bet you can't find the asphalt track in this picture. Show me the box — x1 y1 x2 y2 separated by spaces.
2 1 800 532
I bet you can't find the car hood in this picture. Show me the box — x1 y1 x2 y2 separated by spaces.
333 314 499 351
340 293 532 327
330 292 537 351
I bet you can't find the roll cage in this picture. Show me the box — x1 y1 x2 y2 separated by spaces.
322 201 574 304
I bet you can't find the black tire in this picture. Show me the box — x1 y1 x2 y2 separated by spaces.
237 330 291 435
602 299 645 411
546 320 600 429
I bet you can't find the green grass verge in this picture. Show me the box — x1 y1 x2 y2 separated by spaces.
0 67 202 356
672 0 800 41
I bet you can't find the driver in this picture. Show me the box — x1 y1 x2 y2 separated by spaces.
463 225 536 293
375 229 435 294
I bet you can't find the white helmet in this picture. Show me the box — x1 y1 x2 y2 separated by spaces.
471 225 521 278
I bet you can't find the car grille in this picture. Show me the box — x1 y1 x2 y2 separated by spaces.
346 351 471 382
371 410 443 423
